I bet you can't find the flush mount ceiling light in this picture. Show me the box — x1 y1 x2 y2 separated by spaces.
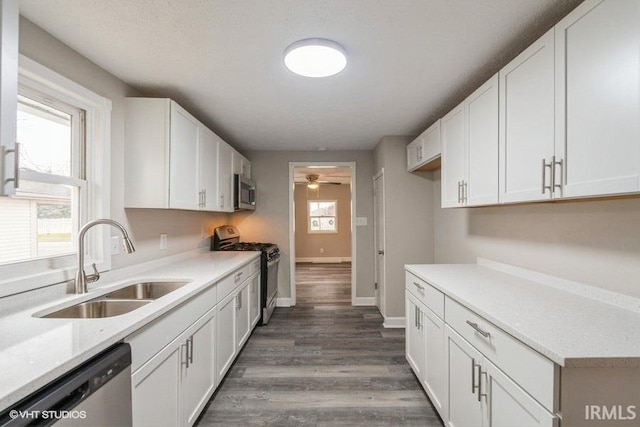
283 38 347 78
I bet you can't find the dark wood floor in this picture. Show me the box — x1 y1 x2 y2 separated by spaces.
196 263 443 427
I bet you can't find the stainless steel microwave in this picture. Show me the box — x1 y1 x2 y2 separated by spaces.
234 174 256 211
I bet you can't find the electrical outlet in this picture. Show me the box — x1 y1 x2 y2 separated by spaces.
201 227 207 240
160 233 167 249
320 248 324 254
111 236 120 255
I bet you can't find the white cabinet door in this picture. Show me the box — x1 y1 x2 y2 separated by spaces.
0 0 18 197
216 290 237 379
441 103 466 208
249 273 261 329
181 310 216 426
405 292 425 379
555 0 640 199
485 359 556 427
236 281 251 350
407 138 422 171
198 126 218 211
169 102 200 210
467 74 499 206
132 342 181 427
423 306 446 420
217 139 234 212
446 326 484 427
499 30 555 204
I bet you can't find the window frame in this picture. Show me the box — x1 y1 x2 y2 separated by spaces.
307 199 338 234
0 55 112 298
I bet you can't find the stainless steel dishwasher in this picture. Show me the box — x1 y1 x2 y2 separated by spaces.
0 343 132 426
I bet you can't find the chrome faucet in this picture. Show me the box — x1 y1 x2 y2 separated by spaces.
75 219 135 294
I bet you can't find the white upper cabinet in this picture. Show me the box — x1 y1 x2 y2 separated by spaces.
0 0 19 197
125 97 238 212
441 103 466 208
499 29 556 204
198 126 219 211
232 150 251 179
407 120 441 172
466 74 499 206
217 138 234 212
441 74 499 208
169 103 200 210
554 0 640 199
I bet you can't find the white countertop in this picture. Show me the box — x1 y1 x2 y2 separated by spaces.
405 263 640 369
0 250 260 411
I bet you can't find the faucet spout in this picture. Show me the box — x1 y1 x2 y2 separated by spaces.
75 219 135 294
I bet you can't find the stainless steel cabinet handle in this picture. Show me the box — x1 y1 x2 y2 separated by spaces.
414 306 418 328
478 368 487 402
203 189 206 207
181 343 189 368
553 157 564 194
235 271 244 282
542 158 553 194
466 320 490 338
463 181 468 204
418 308 422 330
413 281 424 291
377 250 384 255
471 358 478 394
457 181 462 203
3 142 20 190
188 336 194 364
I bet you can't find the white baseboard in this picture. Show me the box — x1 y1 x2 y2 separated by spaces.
296 257 352 263
383 316 406 329
276 298 292 307
353 297 376 306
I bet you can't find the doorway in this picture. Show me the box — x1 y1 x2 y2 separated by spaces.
288 162 356 306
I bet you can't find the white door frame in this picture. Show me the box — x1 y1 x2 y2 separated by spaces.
373 169 386 316
288 161 357 306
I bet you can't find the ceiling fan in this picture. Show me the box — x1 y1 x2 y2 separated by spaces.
306 174 341 189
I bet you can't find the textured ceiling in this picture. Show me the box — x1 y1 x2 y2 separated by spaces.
19 0 581 152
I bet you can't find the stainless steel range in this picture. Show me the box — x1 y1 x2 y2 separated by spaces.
212 225 279 325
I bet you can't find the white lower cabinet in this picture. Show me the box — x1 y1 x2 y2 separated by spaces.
445 326 555 427
405 282 447 422
216 289 237 380
132 308 216 427
405 292 425 378
129 257 261 427
249 273 261 328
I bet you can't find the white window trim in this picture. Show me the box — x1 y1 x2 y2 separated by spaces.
0 55 112 298
307 199 338 234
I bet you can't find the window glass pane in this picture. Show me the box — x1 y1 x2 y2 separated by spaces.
17 96 72 176
0 181 76 264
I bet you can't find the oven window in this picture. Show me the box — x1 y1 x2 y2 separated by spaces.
308 200 337 233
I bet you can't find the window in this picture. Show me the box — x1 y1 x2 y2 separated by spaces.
308 200 337 233
0 56 111 297
0 92 85 264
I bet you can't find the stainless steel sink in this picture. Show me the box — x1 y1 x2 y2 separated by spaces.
103 281 189 300
43 299 150 319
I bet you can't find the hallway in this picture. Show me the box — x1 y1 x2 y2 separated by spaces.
196 264 443 426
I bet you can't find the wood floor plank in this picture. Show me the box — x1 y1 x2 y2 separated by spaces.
195 263 444 426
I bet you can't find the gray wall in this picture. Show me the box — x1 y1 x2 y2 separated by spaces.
374 136 435 318
433 170 640 298
294 183 351 260
19 18 231 269
230 150 375 301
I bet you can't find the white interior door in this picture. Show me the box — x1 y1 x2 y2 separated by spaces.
373 171 385 316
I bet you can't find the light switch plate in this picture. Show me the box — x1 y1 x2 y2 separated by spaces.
355 217 368 226
160 233 167 249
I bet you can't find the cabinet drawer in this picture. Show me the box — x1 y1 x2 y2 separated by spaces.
406 272 444 319
217 258 260 301
127 284 217 372
445 297 558 412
